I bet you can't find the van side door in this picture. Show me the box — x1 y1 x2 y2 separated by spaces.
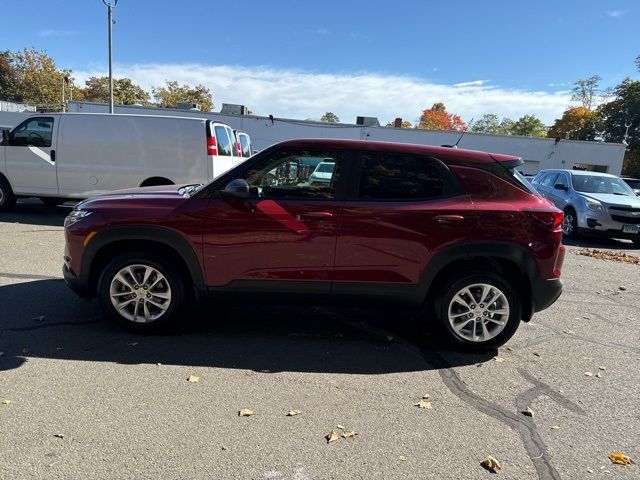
5 116 59 196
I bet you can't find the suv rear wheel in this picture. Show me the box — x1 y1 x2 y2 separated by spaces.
97 253 187 332
433 272 521 350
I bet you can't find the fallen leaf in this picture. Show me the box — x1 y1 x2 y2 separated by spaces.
522 407 535 417
481 455 502 473
238 408 254 417
187 375 199 383
598 366 606 371
596 373 602 378
414 400 432 409
399 455 407 461
386 335 394 342
587 467 593 473
3 400 12 405
422 394 431 400
609 452 633 465
21 348 29 355
533 352 541 357
336 424 345 430
221 445 227 451
53 433 64 439
325 430 339 443
493 356 505 363
127 341 139 347
33 315 45 322
551 424 561 430
584 371 593 377
576 248 640 265
341 430 358 439
286 410 302 416
506 347 513 352
619 286 627 291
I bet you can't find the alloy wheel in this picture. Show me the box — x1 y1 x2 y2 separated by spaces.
109 264 172 323
447 283 510 342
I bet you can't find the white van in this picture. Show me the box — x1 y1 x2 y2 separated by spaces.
0 113 249 210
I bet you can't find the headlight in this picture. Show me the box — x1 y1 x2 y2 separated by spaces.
64 209 92 228
585 198 604 212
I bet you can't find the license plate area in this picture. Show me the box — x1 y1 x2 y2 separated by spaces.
622 224 639 234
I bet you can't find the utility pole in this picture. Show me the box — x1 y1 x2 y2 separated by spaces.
61 76 65 112
102 0 119 113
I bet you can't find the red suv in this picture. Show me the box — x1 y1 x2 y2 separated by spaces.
63 139 564 350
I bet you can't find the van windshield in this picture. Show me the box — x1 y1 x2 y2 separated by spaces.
572 175 635 196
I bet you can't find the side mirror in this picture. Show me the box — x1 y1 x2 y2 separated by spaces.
221 178 250 199
554 183 568 191
1 130 8 144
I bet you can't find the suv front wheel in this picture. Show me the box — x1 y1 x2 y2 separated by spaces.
434 272 522 350
97 253 187 332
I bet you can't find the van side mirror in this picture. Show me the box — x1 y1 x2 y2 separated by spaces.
1 129 8 144
221 178 250 199
554 183 568 191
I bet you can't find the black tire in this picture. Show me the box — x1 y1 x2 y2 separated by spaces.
0 176 17 212
97 253 188 333
40 197 64 207
562 207 578 239
431 272 522 351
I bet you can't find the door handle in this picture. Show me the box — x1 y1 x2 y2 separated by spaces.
50 150 56 162
434 214 464 223
297 211 334 221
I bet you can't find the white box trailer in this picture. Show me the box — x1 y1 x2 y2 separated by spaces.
0 113 250 209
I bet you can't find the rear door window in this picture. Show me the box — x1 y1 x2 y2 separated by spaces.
227 127 239 156
214 125 232 156
239 133 251 157
540 173 558 188
554 173 569 189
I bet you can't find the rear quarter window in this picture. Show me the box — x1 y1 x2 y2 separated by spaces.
214 125 232 156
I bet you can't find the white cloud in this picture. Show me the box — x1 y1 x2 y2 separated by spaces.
74 63 571 124
39 29 78 37
606 10 625 17
453 80 489 87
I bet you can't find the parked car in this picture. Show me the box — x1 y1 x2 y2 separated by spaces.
63 139 564 350
308 159 335 185
0 113 250 211
621 177 640 196
532 169 640 246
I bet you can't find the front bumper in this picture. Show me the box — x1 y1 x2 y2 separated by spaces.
577 207 640 241
63 264 91 298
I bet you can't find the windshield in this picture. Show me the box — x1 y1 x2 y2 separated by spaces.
572 175 636 196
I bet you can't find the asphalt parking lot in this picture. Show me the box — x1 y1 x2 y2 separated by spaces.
1 200 639 480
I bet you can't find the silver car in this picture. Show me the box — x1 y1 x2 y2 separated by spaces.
532 169 640 247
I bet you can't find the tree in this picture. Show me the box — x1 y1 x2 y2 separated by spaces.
80 76 149 105
152 80 213 111
571 75 601 110
636 54 640 72
0 51 18 101
599 78 640 151
470 113 516 135
547 107 601 141
510 115 547 137
1 48 69 107
386 119 413 128
320 112 340 123
418 102 466 131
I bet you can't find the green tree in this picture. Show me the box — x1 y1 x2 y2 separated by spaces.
2 48 69 107
571 75 601 110
547 107 601 141
386 119 413 128
0 51 18 101
320 112 340 123
510 114 548 137
152 80 213 111
470 113 515 135
80 76 149 105
599 78 640 151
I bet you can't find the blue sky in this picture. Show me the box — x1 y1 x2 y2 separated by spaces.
1 0 637 124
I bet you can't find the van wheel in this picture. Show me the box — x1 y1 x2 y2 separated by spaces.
432 272 521 351
562 207 578 239
97 253 187 332
40 197 64 207
0 176 17 212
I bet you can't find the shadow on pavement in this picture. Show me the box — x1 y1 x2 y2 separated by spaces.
0 279 494 374
0 199 72 227
563 236 638 251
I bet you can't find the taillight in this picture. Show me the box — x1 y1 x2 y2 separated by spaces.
207 135 217 155
526 210 564 230
237 142 242 157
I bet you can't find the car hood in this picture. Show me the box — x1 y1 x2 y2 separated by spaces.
77 184 192 210
582 192 640 207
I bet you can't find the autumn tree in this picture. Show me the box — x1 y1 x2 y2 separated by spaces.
510 114 548 137
386 119 413 128
1 48 70 107
152 80 213 111
599 78 640 150
418 102 466 131
470 113 515 135
571 75 601 110
80 76 149 105
320 112 340 123
547 107 601 141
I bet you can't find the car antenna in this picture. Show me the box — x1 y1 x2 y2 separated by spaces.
442 118 473 148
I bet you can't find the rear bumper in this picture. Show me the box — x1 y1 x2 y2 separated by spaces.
531 277 563 313
63 264 91 298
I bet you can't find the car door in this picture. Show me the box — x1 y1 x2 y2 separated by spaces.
535 173 558 202
547 172 570 208
200 147 351 296
5 116 59 195
332 151 476 305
